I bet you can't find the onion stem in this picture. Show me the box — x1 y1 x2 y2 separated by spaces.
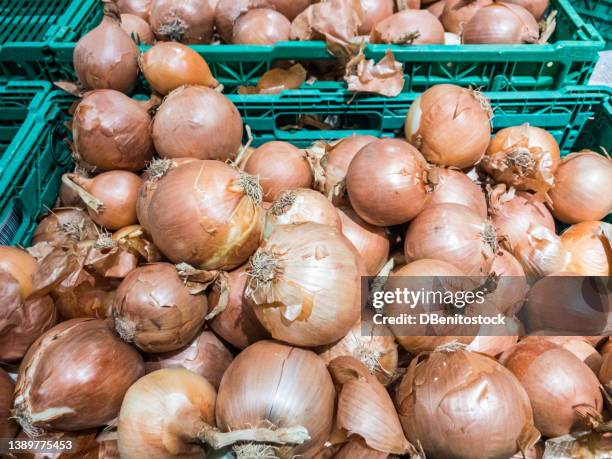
198 425 310 450
61 174 104 214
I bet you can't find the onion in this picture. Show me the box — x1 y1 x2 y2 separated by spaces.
481 124 561 196
404 203 497 275
290 0 361 43
358 0 394 35
441 0 492 34
13 318 144 434
52 271 116 320
73 14 139 94
463 2 539 43
335 438 388 459
59 180 84 208
346 139 429 226
265 188 342 236
561 221 611 276
0 368 18 439
115 0 152 19
426 167 487 219
140 42 218 96
427 0 447 19
500 340 603 437
0 246 39 299
600 352 612 388
370 10 445 44
405 84 492 168
145 329 233 389
152 86 243 162
62 172 142 230
489 249 528 315
112 263 209 352
73 90 153 171
501 0 549 20
32 208 98 246
467 335 519 357
521 336 603 374
337 207 389 276
549 150 612 223
396 346 539 458
147 160 263 271
232 8 292 44
149 0 215 43
120 13 153 44
246 223 363 347
216 341 335 458
244 141 313 202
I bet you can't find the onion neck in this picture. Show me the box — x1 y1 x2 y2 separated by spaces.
505 147 535 174
236 172 263 205
249 250 280 289
61 174 104 214
197 425 309 450
270 191 297 216
482 223 498 253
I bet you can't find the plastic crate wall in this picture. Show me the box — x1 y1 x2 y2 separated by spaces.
570 0 612 47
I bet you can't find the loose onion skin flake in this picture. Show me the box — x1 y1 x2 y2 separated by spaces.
149 0 215 44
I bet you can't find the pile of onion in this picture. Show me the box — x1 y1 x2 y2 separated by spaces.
346 139 429 226
0 368 18 439
149 0 215 44
120 13 153 44
426 167 487 218
549 150 612 223
370 10 445 44
500 340 602 437
232 8 292 44
463 2 540 44
561 221 611 276
246 222 363 347
32 208 98 246
146 160 263 270
405 84 492 168
13 319 144 434
396 345 539 458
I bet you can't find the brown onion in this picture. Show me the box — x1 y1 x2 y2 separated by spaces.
265 188 342 236
441 0 492 34
246 223 362 347
232 8 292 44
73 90 153 171
359 0 394 34
481 124 561 196
463 2 539 43
346 139 429 226
549 150 612 223
489 249 528 315
120 13 153 44
427 0 447 19
116 0 152 19
561 221 611 276
216 341 335 458
52 271 116 320
244 141 313 202
0 368 18 439
147 160 263 270
600 352 612 388
337 207 389 276
467 335 519 357
140 42 218 96
290 0 361 43
396 346 539 458
208 264 270 349
73 15 139 94
152 86 243 162
145 330 233 389
501 0 549 19
405 84 492 168
427 167 487 219
404 203 497 275
370 10 444 44
522 336 603 374
150 0 214 43
500 340 602 437
13 319 144 434
32 208 98 246
0 246 39 299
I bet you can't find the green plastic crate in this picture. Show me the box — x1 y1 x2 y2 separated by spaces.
0 0 102 80
570 0 611 48
0 82 72 246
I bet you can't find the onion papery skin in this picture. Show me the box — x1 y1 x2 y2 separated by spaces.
32 208 98 246
337 207 389 276
346 139 429 226
467 335 519 357
600 352 612 387
463 2 539 44
405 84 491 168
0 246 39 299
500 340 603 437
265 188 342 237
396 347 539 459
118 368 216 458
247 223 363 347
404 203 497 275
488 249 528 316
441 0 492 34
120 13 153 44
290 0 361 42
140 42 218 96
14 318 144 433
52 272 116 320
116 0 152 20
152 86 243 162
147 160 263 271
427 0 447 19
208 264 270 349
321 135 376 206
561 221 611 276
232 8 292 44
359 0 394 34
216 341 335 458
0 368 18 439
73 90 153 171
549 150 612 224
335 438 388 459
73 16 139 94
370 10 444 45
112 263 209 353
150 0 215 44
145 330 233 389
502 0 549 19
521 336 603 374
427 168 487 219
244 141 313 202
